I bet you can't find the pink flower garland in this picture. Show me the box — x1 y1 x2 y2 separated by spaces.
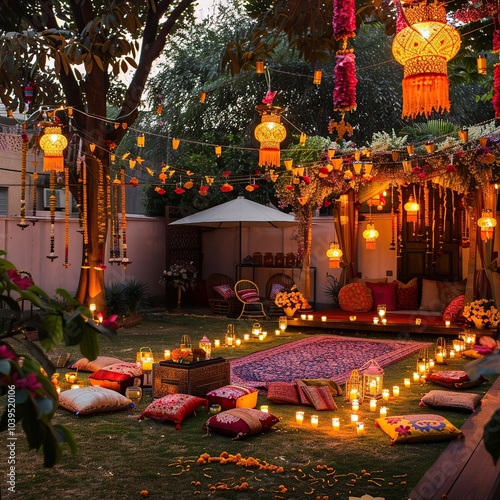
332 0 355 40
493 63 500 118
333 51 357 112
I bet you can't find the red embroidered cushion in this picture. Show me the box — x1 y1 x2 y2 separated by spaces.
206 385 258 411
365 282 397 311
393 278 419 310
238 289 260 303
138 393 208 429
300 385 338 411
205 408 279 439
266 382 300 404
213 284 235 300
338 283 373 312
442 294 465 322
89 362 143 393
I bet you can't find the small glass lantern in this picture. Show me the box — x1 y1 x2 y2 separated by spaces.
180 335 192 349
345 369 363 402
460 330 476 349
278 316 288 332
453 338 465 357
125 378 143 404
199 335 212 359
361 359 384 400
251 322 262 336
435 337 448 363
416 347 430 377
225 324 235 347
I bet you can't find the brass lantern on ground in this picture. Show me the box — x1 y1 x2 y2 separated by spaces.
361 359 384 400
39 126 68 172
254 104 287 168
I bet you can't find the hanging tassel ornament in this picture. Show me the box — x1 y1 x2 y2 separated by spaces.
17 124 30 229
32 163 38 221
120 168 131 268
47 170 58 261
63 166 71 268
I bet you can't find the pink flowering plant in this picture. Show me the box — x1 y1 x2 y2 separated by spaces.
0 250 116 467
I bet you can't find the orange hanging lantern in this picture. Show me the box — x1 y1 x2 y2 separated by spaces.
477 209 497 242
254 104 287 168
392 1 460 120
39 126 68 172
326 242 343 268
363 223 379 250
404 195 420 223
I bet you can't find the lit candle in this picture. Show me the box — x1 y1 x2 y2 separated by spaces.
307 315 314 321
301 314 307 320
413 371 420 382
369 380 377 395
260 405 269 413
349 315 357 321
56 386 61 395
393 386 400 398
258 334 264 341
214 339 220 348
243 334 250 341
445 320 451 327
404 378 411 388
311 415 319 428
380 406 387 417
164 349 171 360
373 317 379 325
296 411 304 424
436 352 444 363
449 349 455 358
235 338 241 347
381 318 387 325
418 362 426 375
351 399 359 412
369 399 377 412
382 389 390 401
142 357 153 372
275 329 281 336
415 318 422 326
321 316 327 322
356 422 366 436
71 384 80 390
67 373 77 384
332 417 340 431
349 389 358 401
351 413 359 425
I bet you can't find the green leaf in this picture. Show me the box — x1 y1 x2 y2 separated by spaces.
53 424 77 454
36 396 55 418
484 409 500 464
78 327 99 360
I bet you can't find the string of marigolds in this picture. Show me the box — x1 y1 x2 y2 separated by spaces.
32 159 38 220
47 170 57 261
63 166 70 267
81 158 89 269
120 168 131 268
18 123 30 229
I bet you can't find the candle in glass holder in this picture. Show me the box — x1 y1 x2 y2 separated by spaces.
332 417 340 431
164 349 171 360
393 386 400 398
349 389 358 401
413 371 420 382
235 338 241 347
380 406 388 417
373 317 379 325
275 329 281 336
310 415 319 428
351 399 359 412
307 314 314 321
356 422 366 436
369 399 377 412
382 389 390 401
214 339 220 348
243 334 250 341
404 378 411 388
381 318 387 325
429 358 435 369
445 320 451 327
351 413 359 425
71 384 80 390
415 317 422 326
321 316 327 322
349 315 357 321
296 411 304 424
435 351 444 363
301 314 307 320
260 405 269 413
449 349 455 358
258 334 265 341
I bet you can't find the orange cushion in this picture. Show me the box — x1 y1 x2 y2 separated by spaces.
338 283 373 312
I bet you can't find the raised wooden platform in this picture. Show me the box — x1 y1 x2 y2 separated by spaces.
409 376 500 500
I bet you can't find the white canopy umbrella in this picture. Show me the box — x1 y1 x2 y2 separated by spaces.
169 196 296 270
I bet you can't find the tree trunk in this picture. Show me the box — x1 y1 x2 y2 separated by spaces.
300 208 313 307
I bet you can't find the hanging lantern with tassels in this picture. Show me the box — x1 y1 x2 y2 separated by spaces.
363 223 379 250
478 209 497 241
392 0 461 120
39 126 68 172
404 195 420 223
254 103 287 168
326 242 343 268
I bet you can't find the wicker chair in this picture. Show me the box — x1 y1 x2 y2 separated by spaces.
264 273 295 316
206 273 242 317
234 279 268 320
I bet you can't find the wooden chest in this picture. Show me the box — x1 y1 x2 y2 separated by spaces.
152 357 230 398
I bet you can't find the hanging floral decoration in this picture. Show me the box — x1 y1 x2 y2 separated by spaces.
492 17 500 118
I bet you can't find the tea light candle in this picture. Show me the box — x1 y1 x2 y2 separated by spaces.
351 413 359 424
56 387 61 395
404 378 411 388
429 359 435 369
260 405 269 413
436 352 444 363
301 314 307 320
373 317 379 325
380 406 388 417
381 318 387 325
349 315 357 321
214 339 220 348
307 314 314 321
449 349 455 358
296 411 304 424
243 334 250 341
382 389 390 401
332 417 340 431
369 399 377 412
356 422 366 436
393 385 400 398
164 349 171 360
71 384 80 390
445 320 451 327
258 334 265 341
275 329 281 336
310 415 319 428
321 316 327 322
413 371 420 382
415 317 422 325
351 399 359 412
235 338 241 347
349 389 358 401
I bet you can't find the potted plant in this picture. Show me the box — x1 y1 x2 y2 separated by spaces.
105 279 150 327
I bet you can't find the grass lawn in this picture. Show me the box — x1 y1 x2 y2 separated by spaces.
1 312 494 499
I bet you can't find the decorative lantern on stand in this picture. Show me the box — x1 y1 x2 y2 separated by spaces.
199 335 212 359
225 324 235 347
361 359 384 400
345 369 363 403
252 322 262 337
435 337 448 364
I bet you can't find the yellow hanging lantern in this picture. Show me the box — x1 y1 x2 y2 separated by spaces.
326 242 343 268
39 126 68 172
254 104 287 168
404 195 420 223
392 1 461 120
477 209 497 242
363 223 379 250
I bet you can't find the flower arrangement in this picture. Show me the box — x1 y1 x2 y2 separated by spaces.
274 286 308 310
160 261 198 291
462 299 500 329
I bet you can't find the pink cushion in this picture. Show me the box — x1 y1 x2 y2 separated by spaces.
205 408 279 439
138 393 208 429
338 283 373 312
213 284 235 300
443 294 465 322
393 278 419 310
238 289 260 303
365 282 397 311
266 382 300 404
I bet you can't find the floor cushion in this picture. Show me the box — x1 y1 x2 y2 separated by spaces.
393 278 419 310
376 413 463 445
426 370 489 389
299 385 338 411
443 294 465 322
205 408 279 439
58 386 133 415
365 281 397 311
266 382 300 405
297 378 343 397
138 393 208 429
89 362 143 394
420 390 482 412
206 385 258 411
338 283 373 312
69 356 124 373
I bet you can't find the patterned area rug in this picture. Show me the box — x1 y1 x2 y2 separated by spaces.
230 334 432 387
